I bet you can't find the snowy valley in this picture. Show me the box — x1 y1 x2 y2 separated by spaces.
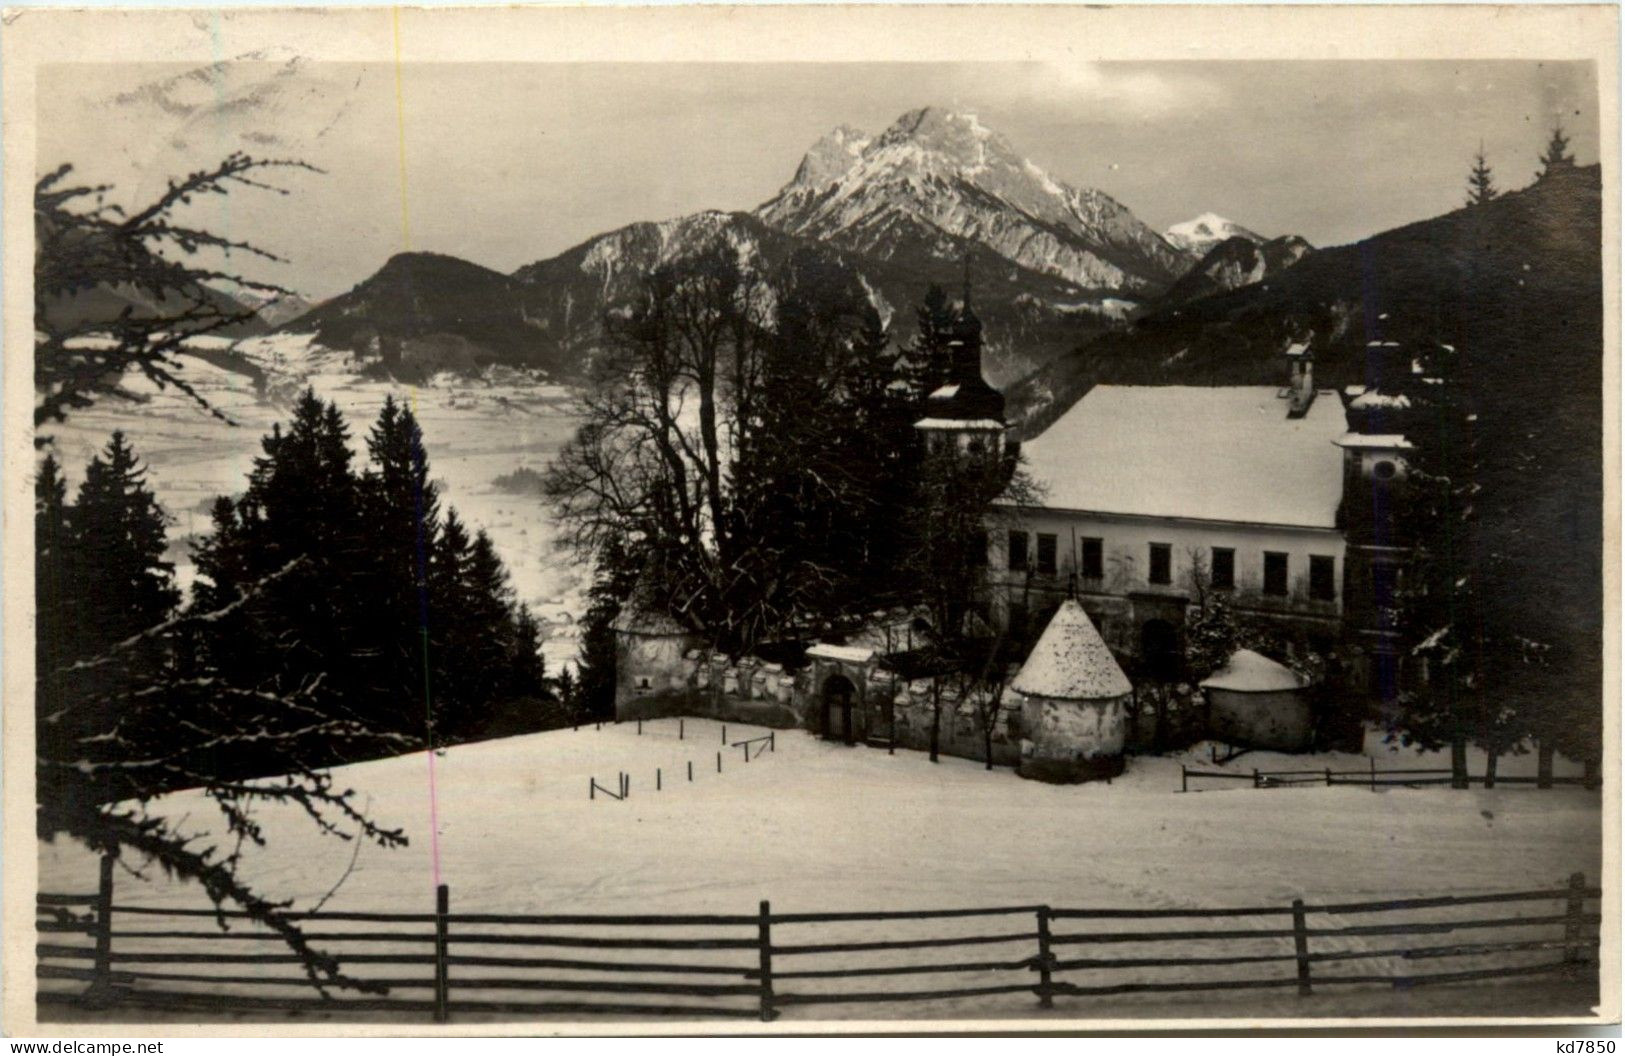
40 333 589 674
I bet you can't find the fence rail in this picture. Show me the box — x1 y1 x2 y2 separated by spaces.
1181 764 1598 793
36 865 1601 1023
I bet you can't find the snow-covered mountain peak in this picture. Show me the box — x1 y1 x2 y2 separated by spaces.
788 125 872 192
757 107 1188 295
875 107 1010 168
1164 213 1264 256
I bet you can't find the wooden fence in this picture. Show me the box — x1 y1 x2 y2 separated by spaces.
1181 764 1598 793
35 863 1601 1023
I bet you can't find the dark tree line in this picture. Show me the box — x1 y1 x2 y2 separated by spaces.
550 243 1040 744
189 391 550 748
547 241 928 667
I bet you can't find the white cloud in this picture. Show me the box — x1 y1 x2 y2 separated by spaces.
1012 62 1225 118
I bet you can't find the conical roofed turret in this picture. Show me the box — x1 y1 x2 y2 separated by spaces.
1011 599 1132 700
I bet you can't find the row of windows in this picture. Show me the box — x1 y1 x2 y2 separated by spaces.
1002 531 1337 601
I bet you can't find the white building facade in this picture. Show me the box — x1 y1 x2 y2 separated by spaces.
990 382 1349 671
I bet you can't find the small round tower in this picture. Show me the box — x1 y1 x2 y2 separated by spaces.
1011 599 1134 783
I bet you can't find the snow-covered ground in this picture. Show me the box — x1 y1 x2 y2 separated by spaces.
37 334 587 672
38 721 1603 1022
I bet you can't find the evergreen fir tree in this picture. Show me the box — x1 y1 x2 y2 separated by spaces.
1537 123 1575 179
1466 145 1498 205
899 283 957 403
71 432 180 656
35 455 73 676
509 605 549 700
360 396 441 731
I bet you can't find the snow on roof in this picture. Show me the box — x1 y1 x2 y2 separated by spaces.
1333 432 1414 450
914 417 1005 430
806 642 877 664
1011 600 1132 701
1017 386 1347 529
612 607 689 636
1283 342 1311 358
1349 390 1412 410
930 384 962 399
1199 648 1308 693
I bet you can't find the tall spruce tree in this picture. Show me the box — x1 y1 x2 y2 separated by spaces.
1466 146 1498 205
1537 123 1575 179
361 395 440 732
70 432 181 656
35 455 73 678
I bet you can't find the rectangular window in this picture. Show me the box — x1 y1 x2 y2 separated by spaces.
1149 543 1172 585
1310 555 1336 600
1081 537 1103 580
1211 547 1235 591
1007 531 1029 571
1036 533 1057 575
1263 551 1289 596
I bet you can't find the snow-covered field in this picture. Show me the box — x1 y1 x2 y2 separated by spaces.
38 334 586 671
38 721 1603 1023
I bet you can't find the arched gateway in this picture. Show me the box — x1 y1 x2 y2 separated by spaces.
820 674 857 745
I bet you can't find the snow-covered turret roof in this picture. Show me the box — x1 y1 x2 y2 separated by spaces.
1199 648 1307 693
612 607 689 636
1333 432 1414 450
1011 600 1132 701
806 642 878 664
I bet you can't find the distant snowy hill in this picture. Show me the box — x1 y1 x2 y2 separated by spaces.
231 288 318 329
1162 234 1314 305
277 252 567 379
1164 213 1264 257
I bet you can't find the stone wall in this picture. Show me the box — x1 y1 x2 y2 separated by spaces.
614 628 1026 767
616 642 808 729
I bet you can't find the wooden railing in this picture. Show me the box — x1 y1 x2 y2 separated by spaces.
1181 764 1598 793
36 867 1601 1022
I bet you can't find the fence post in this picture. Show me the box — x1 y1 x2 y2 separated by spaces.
1181 765 1188 794
680 719 685 740
770 731 776 753
1034 906 1055 1009
743 742 750 763
688 760 694 782
87 852 115 1005
638 718 642 735
1325 767 1332 787
1291 898 1312 996
1252 768 1260 789
1564 872 1588 965
722 724 727 745
757 900 777 1021
434 883 450 1023
1370 757 1377 791
717 751 722 773
590 777 595 800
657 768 662 791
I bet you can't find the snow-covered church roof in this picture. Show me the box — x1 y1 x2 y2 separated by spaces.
1199 648 1308 693
1016 386 1347 529
1011 599 1133 701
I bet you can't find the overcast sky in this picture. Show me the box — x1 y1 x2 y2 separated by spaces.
40 59 1599 300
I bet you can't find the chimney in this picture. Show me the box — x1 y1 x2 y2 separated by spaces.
1284 341 1316 418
